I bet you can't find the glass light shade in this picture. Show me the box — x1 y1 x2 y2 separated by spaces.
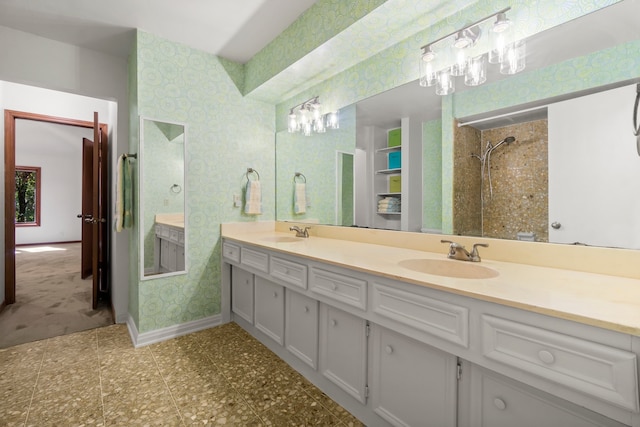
450 47 468 77
419 56 438 87
314 116 326 133
500 40 526 74
326 111 339 129
302 121 312 136
297 107 310 127
311 103 322 122
435 69 455 95
465 55 487 86
489 18 514 64
287 112 297 133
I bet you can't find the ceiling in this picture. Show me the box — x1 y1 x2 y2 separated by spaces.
0 0 317 63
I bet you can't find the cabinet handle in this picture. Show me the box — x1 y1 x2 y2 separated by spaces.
331 282 338 291
331 319 337 327
538 350 555 364
245 279 250 285
285 268 290 274
304 306 309 313
385 345 394 355
493 398 507 410
273 292 278 298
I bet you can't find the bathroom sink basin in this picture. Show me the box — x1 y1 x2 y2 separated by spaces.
261 236 303 243
398 259 499 279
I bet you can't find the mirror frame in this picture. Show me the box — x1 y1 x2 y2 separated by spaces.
139 116 188 281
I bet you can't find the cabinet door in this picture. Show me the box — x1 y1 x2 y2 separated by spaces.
231 266 254 324
319 304 367 404
176 245 185 271
371 326 458 427
160 239 177 272
254 277 284 345
285 290 318 369
461 364 627 427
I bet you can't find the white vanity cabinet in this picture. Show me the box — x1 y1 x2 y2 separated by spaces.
285 290 318 369
155 223 185 273
254 276 284 345
230 266 254 324
459 363 628 427
370 325 458 427
319 304 368 404
221 238 640 427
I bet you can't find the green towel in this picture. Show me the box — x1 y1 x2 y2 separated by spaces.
122 157 133 229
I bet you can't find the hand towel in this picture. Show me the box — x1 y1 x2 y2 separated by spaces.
122 156 133 229
115 154 124 232
245 180 262 215
115 155 133 231
294 182 306 214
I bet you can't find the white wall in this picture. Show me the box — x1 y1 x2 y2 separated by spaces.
0 25 130 322
15 120 90 245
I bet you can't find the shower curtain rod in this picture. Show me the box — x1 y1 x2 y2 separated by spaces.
457 105 548 128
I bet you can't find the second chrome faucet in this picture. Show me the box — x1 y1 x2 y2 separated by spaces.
441 240 488 262
290 226 311 238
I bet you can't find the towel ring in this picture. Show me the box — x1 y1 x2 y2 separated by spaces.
293 172 306 183
246 168 260 182
170 184 182 193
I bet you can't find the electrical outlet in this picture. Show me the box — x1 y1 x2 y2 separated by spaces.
233 194 242 208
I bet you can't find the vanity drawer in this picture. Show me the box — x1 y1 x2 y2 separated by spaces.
270 256 308 290
169 228 180 243
155 224 170 238
241 247 269 273
372 282 469 348
222 242 240 263
177 231 185 245
481 314 639 412
310 266 367 311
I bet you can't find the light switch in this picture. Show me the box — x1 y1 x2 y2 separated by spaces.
233 194 242 207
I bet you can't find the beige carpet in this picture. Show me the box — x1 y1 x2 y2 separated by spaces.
0 242 113 349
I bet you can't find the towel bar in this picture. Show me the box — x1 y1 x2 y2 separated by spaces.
246 168 260 182
294 172 306 183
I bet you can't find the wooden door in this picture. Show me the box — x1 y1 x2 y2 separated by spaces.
80 138 93 279
91 112 108 309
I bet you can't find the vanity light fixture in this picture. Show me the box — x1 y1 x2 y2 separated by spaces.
287 96 339 136
419 7 525 95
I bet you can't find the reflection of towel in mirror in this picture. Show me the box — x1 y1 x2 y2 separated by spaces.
115 154 133 231
294 183 306 214
245 180 262 215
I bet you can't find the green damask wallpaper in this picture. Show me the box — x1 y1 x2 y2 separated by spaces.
131 30 275 333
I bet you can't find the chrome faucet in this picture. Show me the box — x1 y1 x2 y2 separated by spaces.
441 240 488 262
289 226 311 238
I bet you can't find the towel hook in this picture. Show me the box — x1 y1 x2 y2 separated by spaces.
293 172 306 183
246 168 260 182
170 184 182 193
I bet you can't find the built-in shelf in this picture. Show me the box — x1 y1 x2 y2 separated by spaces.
375 168 401 174
375 145 402 153
377 211 401 215
377 192 401 197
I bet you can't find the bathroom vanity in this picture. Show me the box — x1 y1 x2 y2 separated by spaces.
221 222 640 427
154 214 185 274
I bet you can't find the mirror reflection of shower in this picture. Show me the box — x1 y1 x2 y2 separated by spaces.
471 136 516 207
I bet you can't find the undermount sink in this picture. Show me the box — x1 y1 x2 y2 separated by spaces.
261 236 303 243
398 258 499 279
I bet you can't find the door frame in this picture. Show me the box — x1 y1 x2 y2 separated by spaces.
3 110 108 305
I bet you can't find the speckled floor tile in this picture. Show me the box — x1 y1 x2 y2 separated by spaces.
0 399 30 427
26 383 103 427
102 382 181 426
1 322 365 427
260 385 343 426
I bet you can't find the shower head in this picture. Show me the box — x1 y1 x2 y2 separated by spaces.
502 136 516 144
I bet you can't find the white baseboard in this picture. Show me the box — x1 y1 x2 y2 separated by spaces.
126 314 222 348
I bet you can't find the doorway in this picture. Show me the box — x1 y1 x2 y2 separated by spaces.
2 111 112 347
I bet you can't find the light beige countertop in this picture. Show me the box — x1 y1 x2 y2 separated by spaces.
222 222 640 336
155 213 184 229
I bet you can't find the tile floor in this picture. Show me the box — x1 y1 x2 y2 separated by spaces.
0 322 364 426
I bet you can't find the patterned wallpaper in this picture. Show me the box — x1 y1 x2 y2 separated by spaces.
422 119 443 232
131 30 275 333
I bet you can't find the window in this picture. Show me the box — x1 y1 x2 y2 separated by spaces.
15 166 41 227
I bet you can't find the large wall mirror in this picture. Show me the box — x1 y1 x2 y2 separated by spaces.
275 0 640 250
139 117 187 280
